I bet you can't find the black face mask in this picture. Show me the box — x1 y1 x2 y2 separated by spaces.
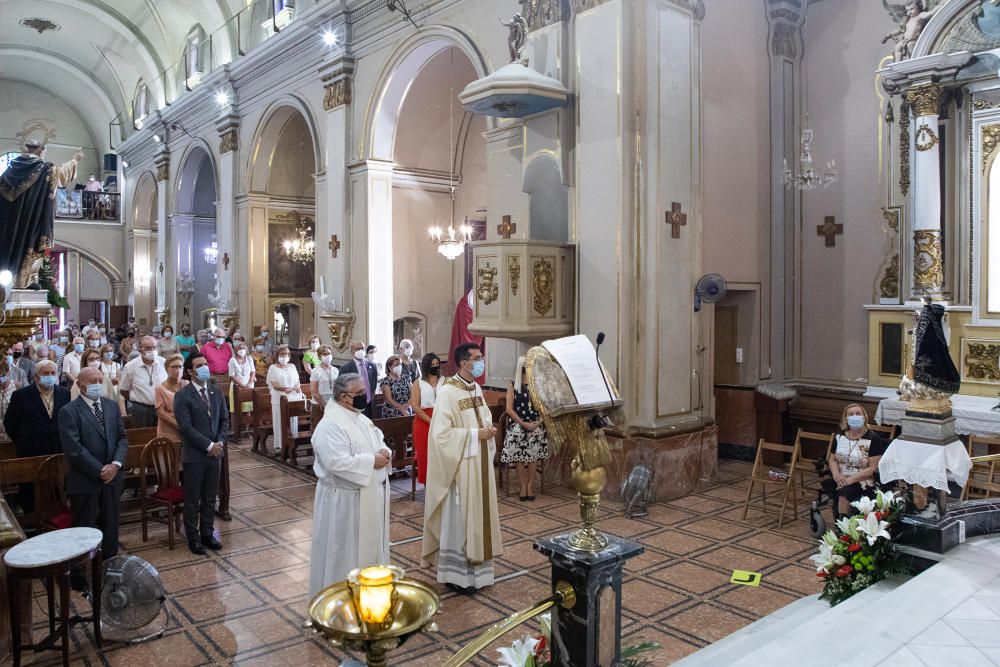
428 366 440 376
11 352 21 359
352 394 368 410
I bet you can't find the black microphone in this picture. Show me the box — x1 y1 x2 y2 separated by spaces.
589 331 614 431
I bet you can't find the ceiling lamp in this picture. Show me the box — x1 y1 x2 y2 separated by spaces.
283 225 316 263
783 113 837 191
429 223 473 260
203 236 219 264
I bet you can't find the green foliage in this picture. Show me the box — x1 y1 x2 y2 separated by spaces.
38 256 69 309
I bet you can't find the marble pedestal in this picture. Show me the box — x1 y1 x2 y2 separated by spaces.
535 534 643 667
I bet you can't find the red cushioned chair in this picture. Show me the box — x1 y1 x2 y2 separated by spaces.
33 455 73 532
140 437 184 549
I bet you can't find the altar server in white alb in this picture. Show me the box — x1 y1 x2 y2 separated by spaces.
309 373 393 597
422 343 503 595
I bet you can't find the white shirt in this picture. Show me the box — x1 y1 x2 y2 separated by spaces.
229 355 255 386
417 378 439 409
119 355 168 406
62 350 82 381
310 363 339 401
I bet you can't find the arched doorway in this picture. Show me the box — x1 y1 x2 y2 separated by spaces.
362 34 489 365
173 145 218 330
246 102 319 349
129 171 157 325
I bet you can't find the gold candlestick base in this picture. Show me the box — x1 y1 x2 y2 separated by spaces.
567 457 608 552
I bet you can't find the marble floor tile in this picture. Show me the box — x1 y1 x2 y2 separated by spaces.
908 644 995 667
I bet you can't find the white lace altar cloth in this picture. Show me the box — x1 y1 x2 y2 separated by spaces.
878 439 972 492
873 393 1000 437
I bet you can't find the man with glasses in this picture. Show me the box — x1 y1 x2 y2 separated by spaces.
119 335 167 427
421 343 502 595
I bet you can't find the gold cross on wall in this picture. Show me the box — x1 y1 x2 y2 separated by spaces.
497 215 516 239
816 216 843 247
666 202 687 239
328 235 341 258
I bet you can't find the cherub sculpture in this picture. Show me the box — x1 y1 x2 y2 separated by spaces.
499 13 528 64
882 0 939 62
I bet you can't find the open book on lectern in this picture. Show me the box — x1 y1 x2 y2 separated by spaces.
540 334 623 417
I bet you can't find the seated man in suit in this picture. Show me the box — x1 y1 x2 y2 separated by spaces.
60 366 128 589
339 340 378 418
3 360 71 513
174 352 230 555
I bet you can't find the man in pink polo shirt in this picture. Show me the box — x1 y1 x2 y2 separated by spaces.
201 327 233 388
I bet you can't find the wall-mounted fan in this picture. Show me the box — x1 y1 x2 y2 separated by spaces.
694 274 727 312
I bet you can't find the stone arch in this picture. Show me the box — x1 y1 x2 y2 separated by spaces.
174 141 218 214
363 26 494 162
246 96 323 193
130 171 157 231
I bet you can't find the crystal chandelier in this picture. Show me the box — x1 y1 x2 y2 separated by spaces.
429 223 473 260
203 236 219 264
283 225 316 263
783 114 838 190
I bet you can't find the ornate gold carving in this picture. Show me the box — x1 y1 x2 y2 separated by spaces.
983 124 1000 168
221 312 239 332
882 206 900 232
913 230 944 292
509 256 521 296
964 342 1000 382
273 209 314 226
905 84 942 117
879 254 900 299
219 129 238 154
155 160 169 182
457 396 484 412
974 98 1000 111
158 310 171 327
899 100 910 195
914 123 939 152
323 79 352 111
16 245 47 289
477 262 499 305
519 0 568 31
324 311 355 352
532 258 555 316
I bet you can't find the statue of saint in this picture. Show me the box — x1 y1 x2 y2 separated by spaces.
899 301 960 407
0 140 83 287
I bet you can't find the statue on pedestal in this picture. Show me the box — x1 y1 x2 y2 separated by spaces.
0 141 83 287
899 301 960 413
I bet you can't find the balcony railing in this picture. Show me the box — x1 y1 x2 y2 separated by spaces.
54 189 120 222
116 0 311 145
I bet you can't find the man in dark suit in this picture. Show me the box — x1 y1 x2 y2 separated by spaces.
339 340 378 418
60 366 128 589
174 352 230 555
4 360 71 512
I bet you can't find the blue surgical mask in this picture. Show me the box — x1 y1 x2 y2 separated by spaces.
471 359 485 378
103 352 114 360
85 383 102 401
195 365 211 382
74 343 84 353
40 375 58 388
0 376 7 384
846 415 865 430
214 337 225 346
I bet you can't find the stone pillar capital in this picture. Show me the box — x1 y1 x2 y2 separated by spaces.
154 152 170 182
905 84 943 117
320 56 355 111
216 112 240 155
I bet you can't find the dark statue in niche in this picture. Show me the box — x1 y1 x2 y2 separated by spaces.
912 302 961 394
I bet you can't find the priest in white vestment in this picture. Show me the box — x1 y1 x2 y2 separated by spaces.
422 343 503 594
309 373 393 597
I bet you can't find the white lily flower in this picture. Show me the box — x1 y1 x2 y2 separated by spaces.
832 554 846 566
539 613 551 641
810 542 835 571
836 516 860 540
821 531 839 548
876 489 899 510
851 496 877 515
856 511 891 546
497 636 540 667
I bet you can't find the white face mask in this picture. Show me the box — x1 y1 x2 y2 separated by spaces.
142 351 155 362
237 349 247 357
354 349 365 360
278 356 290 365
87 360 101 369
89 340 100 348
402 345 413 355
367 353 376 362
310 341 319 350
390 365 402 376
321 354 332 365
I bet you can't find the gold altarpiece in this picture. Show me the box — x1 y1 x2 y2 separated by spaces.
868 1 1000 397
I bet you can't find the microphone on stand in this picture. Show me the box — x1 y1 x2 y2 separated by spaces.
589 331 614 431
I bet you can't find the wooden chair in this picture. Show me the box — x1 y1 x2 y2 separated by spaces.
139 438 184 549
743 438 800 528
33 455 72 532
251 388 273 453
867 423 898 441
230 385 255 442
280 394 313 467
963 435 1000 501
791 430 834 517
377 416 417 500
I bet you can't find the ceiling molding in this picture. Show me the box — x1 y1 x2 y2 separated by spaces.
0 76 103 154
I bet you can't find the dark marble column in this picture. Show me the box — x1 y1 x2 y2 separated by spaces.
535 534 643 667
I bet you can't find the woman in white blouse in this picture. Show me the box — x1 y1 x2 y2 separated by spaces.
98 343 125 412
309 345 339 406
409 353 441 487
229 339 256 414
266 345 304 455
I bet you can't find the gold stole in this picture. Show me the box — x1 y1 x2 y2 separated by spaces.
447 377 494 561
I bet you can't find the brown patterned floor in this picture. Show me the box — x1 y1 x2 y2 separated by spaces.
17 445 823 666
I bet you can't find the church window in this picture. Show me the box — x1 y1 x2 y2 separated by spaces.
0 151 18 176
184 26 208 89
133 82 149 129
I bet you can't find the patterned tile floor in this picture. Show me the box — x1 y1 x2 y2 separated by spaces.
17 443 824 666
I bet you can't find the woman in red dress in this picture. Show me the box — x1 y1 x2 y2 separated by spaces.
409 353 441 486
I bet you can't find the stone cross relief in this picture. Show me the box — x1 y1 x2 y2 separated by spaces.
665 202 687 239
817 216 843 247
328 235 341 258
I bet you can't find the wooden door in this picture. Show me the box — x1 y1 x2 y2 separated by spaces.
714 306 738 385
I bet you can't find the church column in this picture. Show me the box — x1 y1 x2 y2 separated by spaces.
236 193 269 336
316 56 354 350
348 160 394 360
130 229 154 325
154 152 170 326
216 111 239 328
905 84 945 299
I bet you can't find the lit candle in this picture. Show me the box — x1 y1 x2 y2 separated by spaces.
356 566 396 625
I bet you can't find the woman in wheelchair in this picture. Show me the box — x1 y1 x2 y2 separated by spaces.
825 404 888 519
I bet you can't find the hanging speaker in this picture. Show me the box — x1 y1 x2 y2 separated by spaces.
103 153 118 172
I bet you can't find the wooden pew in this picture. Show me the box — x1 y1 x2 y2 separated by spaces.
279 395 313 467
375 416 416 500
251 387 273 453
231 385 255 442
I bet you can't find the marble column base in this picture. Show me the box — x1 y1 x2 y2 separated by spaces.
542 425 718 502
899 414 957 444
